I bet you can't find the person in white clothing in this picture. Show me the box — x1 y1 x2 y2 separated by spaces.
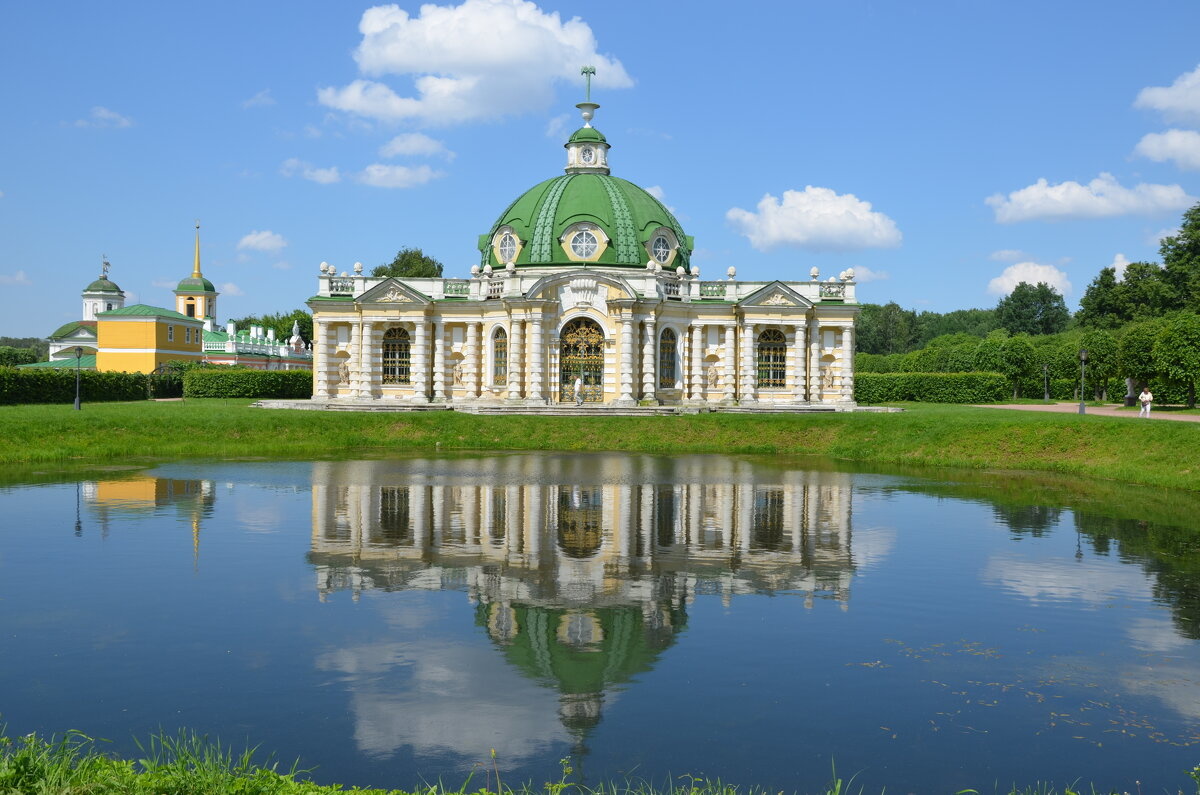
1138 386 1153 418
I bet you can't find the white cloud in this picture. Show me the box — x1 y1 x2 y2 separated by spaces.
379 132 454 159
982 553 1152 606
242 89 275 109
220 282 244 297
0 270 32 286
1148 226 1178 246
317 0 632 126
0 189 5 199
545 113 570 138
74 106 133 129
987 261 1072 296
280 158 341 184
1134 64 1200 124
1109 252 1131 281
237 230 288 252
357 163 443 188
1134 129 1200 170
644 185 677 214
726 186 902 252
986 172 1195 222
852 265 888 282
989 249 1029 262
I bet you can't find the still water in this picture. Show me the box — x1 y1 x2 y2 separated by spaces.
1 453 1198 792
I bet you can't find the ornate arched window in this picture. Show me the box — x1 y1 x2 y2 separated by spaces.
492 327 508 387
382 327 411 385
756 328 787 388
659 328 677 389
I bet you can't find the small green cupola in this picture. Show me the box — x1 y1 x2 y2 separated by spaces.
564 66 610 175
174 221 219 320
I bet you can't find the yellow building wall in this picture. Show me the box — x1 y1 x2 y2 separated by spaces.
96 317 204 373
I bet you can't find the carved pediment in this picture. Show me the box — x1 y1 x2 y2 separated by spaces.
740 281 812 309
357 278 429 306
761 292 796 306
379 287 411 303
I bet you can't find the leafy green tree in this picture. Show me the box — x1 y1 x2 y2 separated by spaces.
1117 319 1164 388
1160 202 1200 311
1079 328 1118 399
1000 334 1038 398
944 341 979 373
995 282 1069 336
0 346 37 367
1075 267 1124 328
0 336 49 360
1153 312 1200 408
855 302 918 354
371 247 445 278
229 309 313 342
1121 261 1179 319
914 307 999 343
973 329 1008 372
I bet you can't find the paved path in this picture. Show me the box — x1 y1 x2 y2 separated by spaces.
974 401 1200 422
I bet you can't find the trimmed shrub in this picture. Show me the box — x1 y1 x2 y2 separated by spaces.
855 372 1009 404
0 367 147 405
183 368 313 399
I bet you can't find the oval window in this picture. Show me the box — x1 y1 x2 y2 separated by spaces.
571 230 599 259
652 235 671 263
497 232 517 263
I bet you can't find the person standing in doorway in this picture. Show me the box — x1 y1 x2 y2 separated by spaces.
1138 386 1153 418
573 375 583 406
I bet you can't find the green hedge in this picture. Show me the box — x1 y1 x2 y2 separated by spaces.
183 368 313 399
855 372 1009 404
0 367 148 405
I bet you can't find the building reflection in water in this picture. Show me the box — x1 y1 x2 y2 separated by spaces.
83 477 215 562
308 454 856 757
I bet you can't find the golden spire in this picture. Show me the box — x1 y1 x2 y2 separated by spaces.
192 220 202 278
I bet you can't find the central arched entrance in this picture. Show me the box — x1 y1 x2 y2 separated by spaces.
559 317 605 403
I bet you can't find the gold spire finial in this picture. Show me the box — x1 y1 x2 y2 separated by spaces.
192 220 202 278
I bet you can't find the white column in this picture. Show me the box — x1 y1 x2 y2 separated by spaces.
810 323 823 403
641 317 656 403
507 318 524 400
789 322 806 402
350 322 363 398
722 324 736 404
360 322 375 399
689 324 703 401
739 323 756 404
411 320 430 403
466 322 481 399
528 313 545 404
619 314 635 403
841 325 855 402
313 319 330 398
432 321 446 401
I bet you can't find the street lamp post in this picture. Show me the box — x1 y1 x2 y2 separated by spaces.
1077 349 1088 415
1043 363 1050 402
74 346 83 411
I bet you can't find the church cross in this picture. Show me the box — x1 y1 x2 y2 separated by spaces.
101 255 110 278
581 65 595 102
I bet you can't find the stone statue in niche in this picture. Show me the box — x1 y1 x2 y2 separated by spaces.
706 365 720 388
337 360 351 385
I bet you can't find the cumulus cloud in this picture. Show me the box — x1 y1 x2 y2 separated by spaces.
357 163 443 188
379 132 454 159
237 230 288 252
220 282 244 296
74 106 133 128
644 185 678 214
1109 252 1131 281
242 89 276 108
987 261 1072 296
545 113 570 138
317 0 632 126
726 186 902 252
852 265 888 282
280 158 341 184
0 270 32 286
986 173 1195 222
1135 129 1200 170
1134 64 1200 124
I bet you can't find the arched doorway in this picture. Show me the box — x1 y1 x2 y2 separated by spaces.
559 317 605 402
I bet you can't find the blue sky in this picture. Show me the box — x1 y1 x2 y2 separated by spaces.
4 0 1200 337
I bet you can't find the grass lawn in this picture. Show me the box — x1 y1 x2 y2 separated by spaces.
0 399 1196 491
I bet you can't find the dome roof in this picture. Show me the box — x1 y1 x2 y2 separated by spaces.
479 173 692 270
567 125 607 144
84 277 123 294
175 275 216 293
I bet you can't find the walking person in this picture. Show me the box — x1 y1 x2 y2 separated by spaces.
1138 386 1153 418
573 375 583 406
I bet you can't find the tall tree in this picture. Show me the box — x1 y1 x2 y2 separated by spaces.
914 307 998 343
995 282 1069 336
372 247 445 278
1160 202 1200 311
1000 334 1038 398
1153 312 1200 408
1117 319 1164 389
1075 267 1124 328
1079 328 1118 399
855 302 918 354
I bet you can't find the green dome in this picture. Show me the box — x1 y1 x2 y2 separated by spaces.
84 277 122 294
175 276 216 292
479 173 692 270
566 125 607 144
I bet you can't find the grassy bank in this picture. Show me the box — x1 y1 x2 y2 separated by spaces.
2 729 1192 795
0 399 1197 491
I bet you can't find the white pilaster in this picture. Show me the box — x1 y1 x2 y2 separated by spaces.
528 314 546 404
350 322 363 397
809 322 822 403
360 322 375 399
507 318 524 400
641 317 656 403
723 324 736 404
411 320 430 403
689 323 703 402
841 324 855 403
466 321 481 399
739 323 756 404
313 320 330 399
432 321 446 401
618 314 635 404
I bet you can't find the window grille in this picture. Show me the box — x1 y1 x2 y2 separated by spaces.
756 328 787 388
382 327 411 384
492 328 508 387
659 328 677 388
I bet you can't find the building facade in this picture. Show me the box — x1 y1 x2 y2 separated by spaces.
308 94 860 409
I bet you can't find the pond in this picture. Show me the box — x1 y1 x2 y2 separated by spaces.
1 453 1198 793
